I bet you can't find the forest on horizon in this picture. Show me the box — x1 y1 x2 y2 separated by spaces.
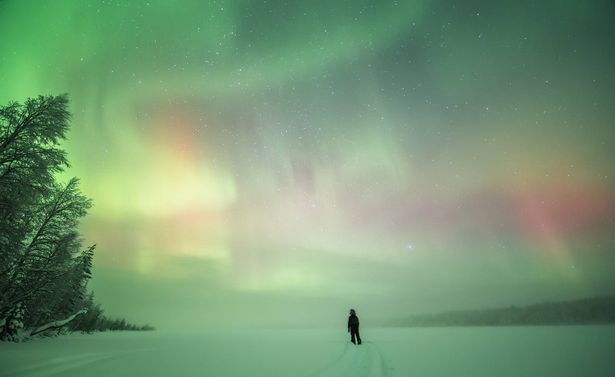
388 296 615 327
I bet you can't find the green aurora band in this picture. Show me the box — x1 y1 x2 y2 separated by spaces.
1 0 614 328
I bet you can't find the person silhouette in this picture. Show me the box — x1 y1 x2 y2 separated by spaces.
348 309 362 345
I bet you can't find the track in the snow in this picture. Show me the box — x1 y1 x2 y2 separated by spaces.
304 341 394 377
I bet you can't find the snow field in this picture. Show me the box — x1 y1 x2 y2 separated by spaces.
1 326 614 377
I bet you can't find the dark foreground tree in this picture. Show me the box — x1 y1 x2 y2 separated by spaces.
0 95 151 341
0 94 92 340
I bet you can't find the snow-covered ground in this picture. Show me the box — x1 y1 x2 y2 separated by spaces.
1 326 614 376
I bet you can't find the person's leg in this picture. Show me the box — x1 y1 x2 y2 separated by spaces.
356 328 362 345
350 329 356 344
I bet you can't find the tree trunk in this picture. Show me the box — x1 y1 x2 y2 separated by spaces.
29 309 87 337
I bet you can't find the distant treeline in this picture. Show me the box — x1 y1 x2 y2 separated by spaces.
69 294 154 333
389 297 615 327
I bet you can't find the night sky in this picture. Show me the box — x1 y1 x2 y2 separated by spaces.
1 0 614 329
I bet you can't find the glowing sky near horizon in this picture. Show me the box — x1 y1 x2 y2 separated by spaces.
1 0 614 329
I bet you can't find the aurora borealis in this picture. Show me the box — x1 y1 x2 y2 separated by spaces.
1 0 614 329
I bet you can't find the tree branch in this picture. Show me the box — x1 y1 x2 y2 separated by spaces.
29 309 87 336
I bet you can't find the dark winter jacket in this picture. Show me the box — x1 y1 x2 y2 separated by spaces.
348 314 360 330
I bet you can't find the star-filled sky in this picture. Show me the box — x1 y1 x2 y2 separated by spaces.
1 0 614 329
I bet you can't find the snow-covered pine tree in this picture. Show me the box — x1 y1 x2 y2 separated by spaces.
0 302 25 342
0 95 94 341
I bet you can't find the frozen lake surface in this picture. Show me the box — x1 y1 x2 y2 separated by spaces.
1 326 614 376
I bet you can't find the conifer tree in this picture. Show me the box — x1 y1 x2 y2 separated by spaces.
0 95 93 341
